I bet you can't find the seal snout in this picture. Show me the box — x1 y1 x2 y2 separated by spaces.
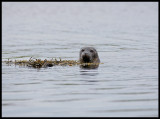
82 53 91 63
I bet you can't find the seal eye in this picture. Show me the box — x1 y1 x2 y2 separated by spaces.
90 50 94 53
81 49 84 52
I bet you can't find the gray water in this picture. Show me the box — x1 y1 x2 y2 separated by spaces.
2 2 158 117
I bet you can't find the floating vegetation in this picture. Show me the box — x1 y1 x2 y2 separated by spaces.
3 57 103 68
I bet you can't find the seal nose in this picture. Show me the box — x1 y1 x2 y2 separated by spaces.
82 52 90 63
84 53 87 56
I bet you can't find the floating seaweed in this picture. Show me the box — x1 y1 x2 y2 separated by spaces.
3 57 103 68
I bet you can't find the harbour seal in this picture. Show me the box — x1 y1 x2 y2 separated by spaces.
79 47 100 69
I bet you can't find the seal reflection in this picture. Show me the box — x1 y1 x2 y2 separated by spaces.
80 69 99 77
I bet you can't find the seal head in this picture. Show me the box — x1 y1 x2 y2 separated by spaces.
79 47 100 69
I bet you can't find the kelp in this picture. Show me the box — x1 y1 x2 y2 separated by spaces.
3 57 102 68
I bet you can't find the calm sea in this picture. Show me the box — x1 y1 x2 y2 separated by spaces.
2 2 158 117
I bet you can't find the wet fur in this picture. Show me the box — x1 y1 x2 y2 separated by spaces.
79 47 100 69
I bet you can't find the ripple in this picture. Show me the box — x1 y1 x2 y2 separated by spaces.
111 99 157 102
3 99 32 101
112 92 154 95
93 108 158 113
13 82 41 85
93 87 125 90
42 98 90 102
2 103 15 106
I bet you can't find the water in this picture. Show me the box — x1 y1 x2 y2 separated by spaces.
2 2 158 117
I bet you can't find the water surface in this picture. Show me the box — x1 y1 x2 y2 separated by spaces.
2 2 158 117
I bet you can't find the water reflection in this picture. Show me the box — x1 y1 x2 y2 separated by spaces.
80 64 99 69
80 68 99 76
